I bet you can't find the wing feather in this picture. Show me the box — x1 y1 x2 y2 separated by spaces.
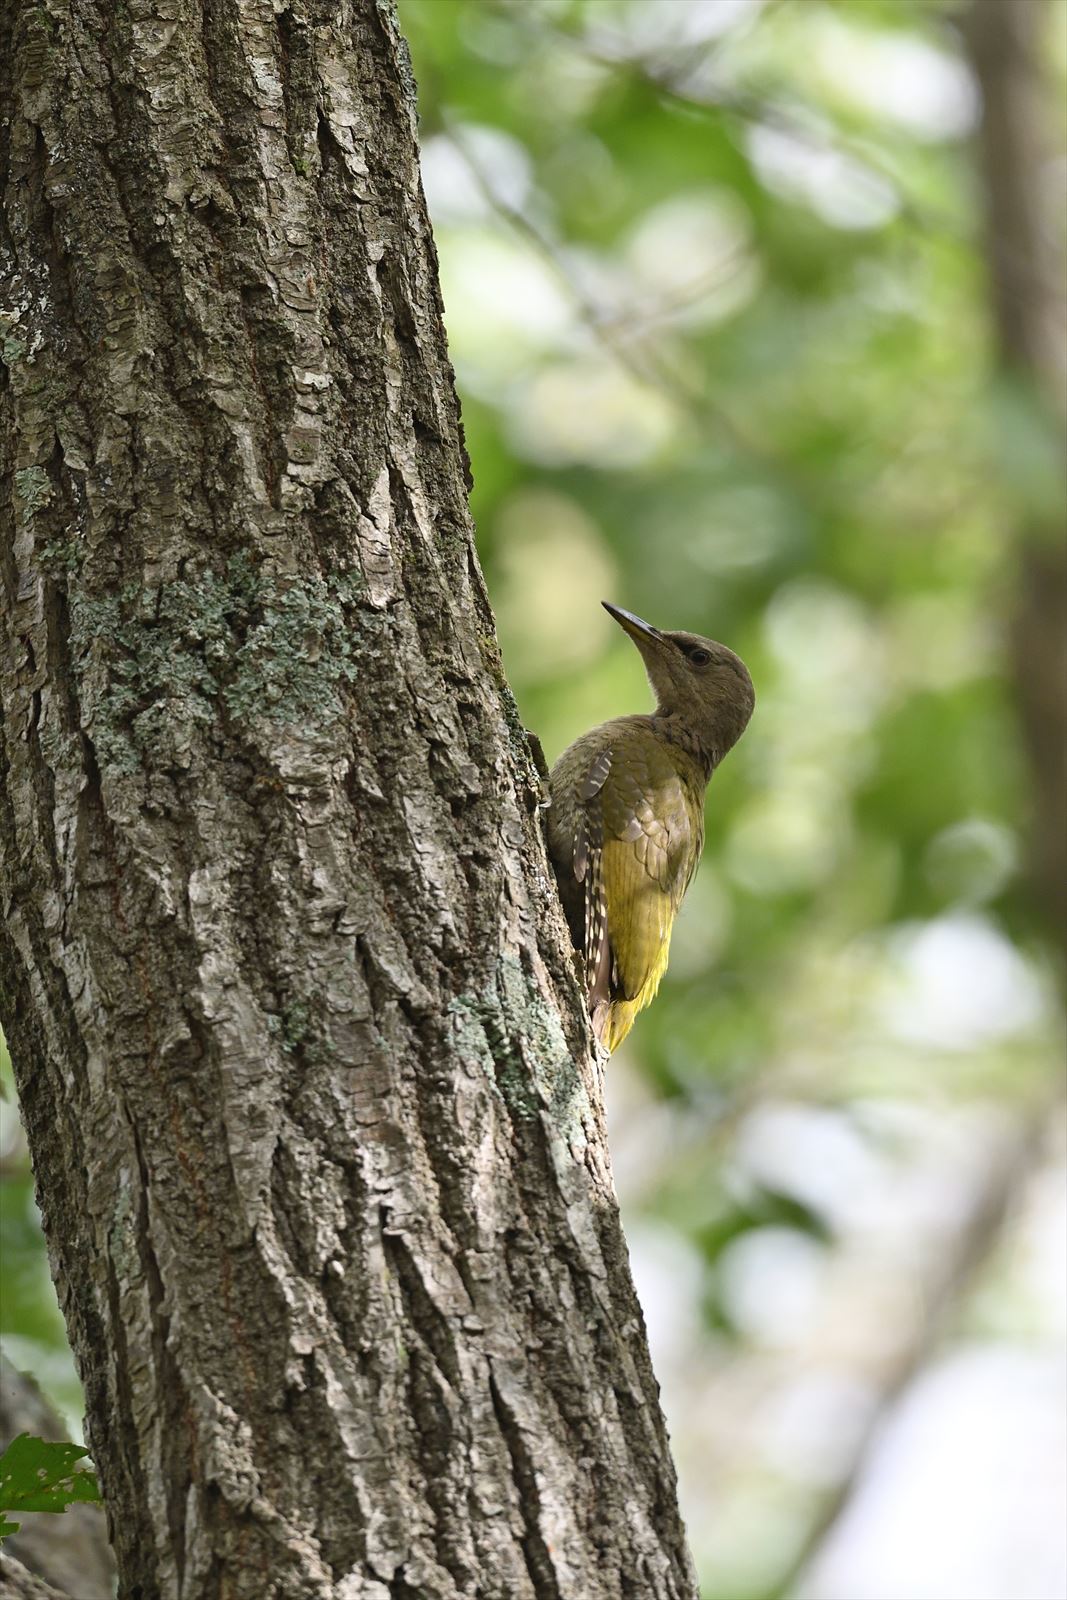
599 748 697 1004
557 732 703 1046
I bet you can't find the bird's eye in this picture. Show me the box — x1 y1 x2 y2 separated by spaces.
689 648 711 667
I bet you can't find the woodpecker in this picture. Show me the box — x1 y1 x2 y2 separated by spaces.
546 602 754 1053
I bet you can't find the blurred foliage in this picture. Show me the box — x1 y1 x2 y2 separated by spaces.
2 2 1064 1596
398 0 1061 1082
398 2 1064 1592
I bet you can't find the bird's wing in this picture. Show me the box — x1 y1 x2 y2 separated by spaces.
573 739 698 1006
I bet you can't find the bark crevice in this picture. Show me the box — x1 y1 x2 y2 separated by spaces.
488 1367 564 1600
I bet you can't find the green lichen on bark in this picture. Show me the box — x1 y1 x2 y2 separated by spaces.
14 464 51 522
448 990 539 1118
106 1178 138 1283
66 557 364 774
39 533 85 574
1 316 27 365
498 954 588 1134
224 568 364 727
451 956 587 1129
266 997 329 1062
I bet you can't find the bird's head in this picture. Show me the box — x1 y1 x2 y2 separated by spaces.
604 601 755 767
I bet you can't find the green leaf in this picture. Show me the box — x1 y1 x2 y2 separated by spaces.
696 1185 834 1266
0 1433 102 1538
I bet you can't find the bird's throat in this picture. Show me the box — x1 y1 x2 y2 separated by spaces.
651 711 718 781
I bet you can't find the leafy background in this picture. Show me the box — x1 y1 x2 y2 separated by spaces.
2 2 1065 1596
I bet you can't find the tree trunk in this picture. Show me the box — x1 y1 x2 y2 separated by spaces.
0 2 697 1596
963 0 1067 950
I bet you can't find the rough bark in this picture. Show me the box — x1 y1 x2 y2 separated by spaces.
963 0 1067 950
0 2 697 1597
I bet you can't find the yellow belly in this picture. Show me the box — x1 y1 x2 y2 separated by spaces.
601 926 674 1052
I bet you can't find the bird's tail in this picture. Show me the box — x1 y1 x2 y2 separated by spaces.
592 930 674 1053
601 999 641 1053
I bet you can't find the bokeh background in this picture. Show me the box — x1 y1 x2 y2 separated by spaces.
2 2 1065 1596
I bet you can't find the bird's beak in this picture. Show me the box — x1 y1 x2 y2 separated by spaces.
602 602 665 647
603 601 680 713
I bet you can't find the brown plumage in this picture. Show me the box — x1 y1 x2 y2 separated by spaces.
546 602 754 1051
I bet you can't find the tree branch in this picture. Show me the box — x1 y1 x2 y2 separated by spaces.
778 1095 1061 1598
